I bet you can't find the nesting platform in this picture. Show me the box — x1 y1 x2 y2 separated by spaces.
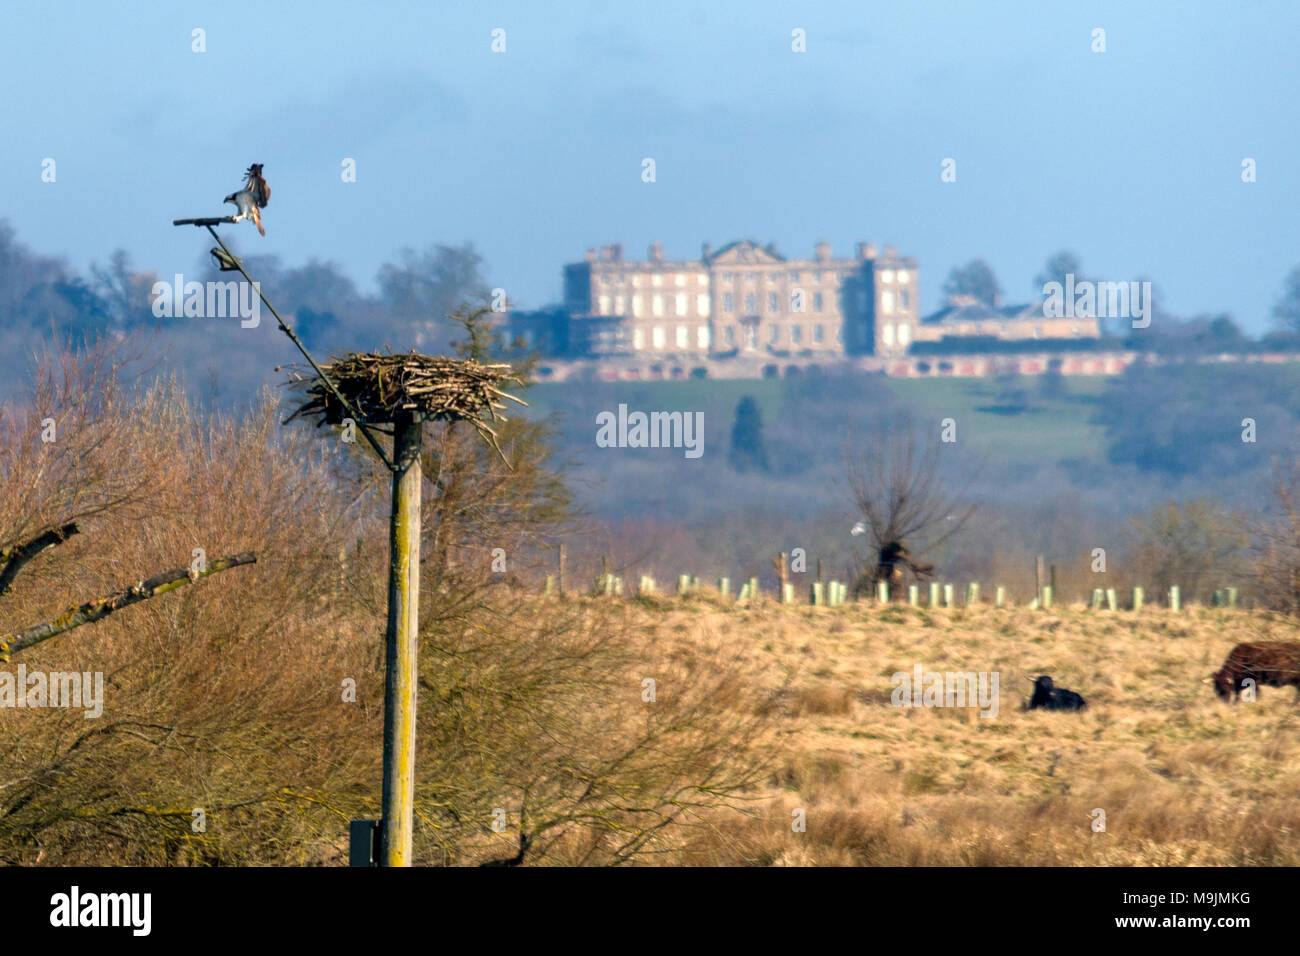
285 351 525 446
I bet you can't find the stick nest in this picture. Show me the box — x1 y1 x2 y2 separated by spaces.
283 351 527 450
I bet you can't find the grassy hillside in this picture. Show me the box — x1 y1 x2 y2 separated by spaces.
626 594 1300 865
522 373 1113 469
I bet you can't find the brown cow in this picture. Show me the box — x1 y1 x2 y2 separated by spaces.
1209 642 1300 702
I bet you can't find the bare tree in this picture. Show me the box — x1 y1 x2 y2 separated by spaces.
1127 499 1247 605
1250 455 1300 611
845 414 976 598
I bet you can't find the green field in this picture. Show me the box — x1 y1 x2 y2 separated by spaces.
521 373 1113 468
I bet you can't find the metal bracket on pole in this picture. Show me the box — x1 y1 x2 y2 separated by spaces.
349 818 382 867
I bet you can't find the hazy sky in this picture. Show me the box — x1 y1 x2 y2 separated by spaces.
4 1 1298 331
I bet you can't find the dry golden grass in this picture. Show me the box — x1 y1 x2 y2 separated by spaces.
624 597 1300 866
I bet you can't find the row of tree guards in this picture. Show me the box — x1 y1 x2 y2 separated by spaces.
545 573 1240 611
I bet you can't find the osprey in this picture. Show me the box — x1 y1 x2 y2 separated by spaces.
224 163 271 236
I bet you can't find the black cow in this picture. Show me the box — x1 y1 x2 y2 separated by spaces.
1210 642 1300 702
1026 675 1087 711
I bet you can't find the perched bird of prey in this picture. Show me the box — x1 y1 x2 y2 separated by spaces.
223 163 271 236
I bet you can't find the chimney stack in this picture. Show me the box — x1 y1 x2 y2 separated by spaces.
815 241 831 262
857 242 877 261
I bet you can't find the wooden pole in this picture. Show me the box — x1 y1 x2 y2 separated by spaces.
558 543 566 596
381 415 422 867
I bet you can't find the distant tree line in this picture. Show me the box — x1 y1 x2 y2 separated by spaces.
0 218 490 360
939 250 1300 355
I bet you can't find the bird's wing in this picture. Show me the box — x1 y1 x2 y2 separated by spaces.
249 169 270 208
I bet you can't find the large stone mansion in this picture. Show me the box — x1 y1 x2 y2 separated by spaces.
506 239 1101 368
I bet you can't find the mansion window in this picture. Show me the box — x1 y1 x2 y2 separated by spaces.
697 294 710 316
652 326 665 349
724 325 735 346
768 292 779 312
768 325 779 345
696 325 710 349
745 293 756 313
633 328 644 350
652 294 665 317
675 293 687 316
791 325 802 344
813 292 824 312
676 325 688 348
881 291 895 314
813 324 824 343
724 292 734 313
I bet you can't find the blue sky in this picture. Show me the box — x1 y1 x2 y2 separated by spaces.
3 0 1298 331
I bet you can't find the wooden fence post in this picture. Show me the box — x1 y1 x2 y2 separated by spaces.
773 553 788 597
908 584 919 606
1169 585 1180 612
1132 586 1144 612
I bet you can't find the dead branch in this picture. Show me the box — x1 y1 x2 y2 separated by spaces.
0 521 81 597
0 551 257 661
